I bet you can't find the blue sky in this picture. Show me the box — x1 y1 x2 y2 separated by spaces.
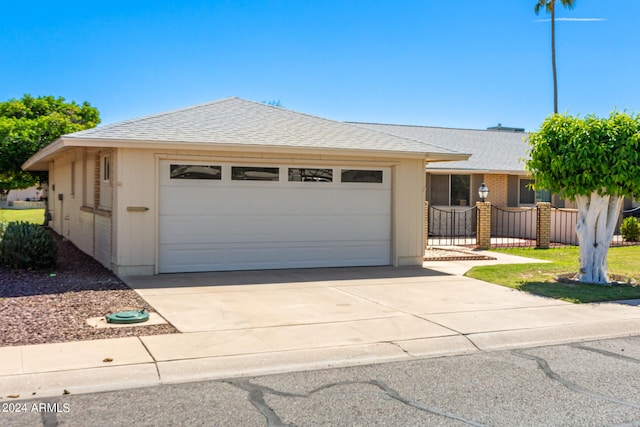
1 0 638 131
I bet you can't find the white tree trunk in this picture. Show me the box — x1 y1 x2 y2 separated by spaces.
574 192 623 284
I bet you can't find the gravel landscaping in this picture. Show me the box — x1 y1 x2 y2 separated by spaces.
0 230 178 347
424 247 496 261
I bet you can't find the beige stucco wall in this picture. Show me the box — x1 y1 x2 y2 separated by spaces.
393 158 426 266
46 148 113 269
113 148 156 275
46 146 429 275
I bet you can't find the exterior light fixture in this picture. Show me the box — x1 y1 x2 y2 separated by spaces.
478 183 489 202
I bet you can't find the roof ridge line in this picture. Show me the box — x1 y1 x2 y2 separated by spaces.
348 121 530 134
232 100 464 155
349 122 463 154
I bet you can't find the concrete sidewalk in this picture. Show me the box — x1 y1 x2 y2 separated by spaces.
2 251 640 400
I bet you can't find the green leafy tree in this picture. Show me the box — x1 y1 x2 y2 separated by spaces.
534 0 576 114
527 112 640 284
0 95 100 202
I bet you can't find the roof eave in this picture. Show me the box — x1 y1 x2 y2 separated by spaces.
26 136 471 164
22 138 66 171
426 166 529 175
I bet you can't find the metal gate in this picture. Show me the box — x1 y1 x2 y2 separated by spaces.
427 205 477 246
491 206 537 248
551 206 578 246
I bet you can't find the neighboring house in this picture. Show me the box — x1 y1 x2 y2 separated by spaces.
352 123 560 209
23 97 469 275
0 186 41 209
7 186 41 202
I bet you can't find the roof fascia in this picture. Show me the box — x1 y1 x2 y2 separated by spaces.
55 137 472 162
426 167 528 175
21 138 66 171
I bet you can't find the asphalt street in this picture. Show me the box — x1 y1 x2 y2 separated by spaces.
4 335 640 427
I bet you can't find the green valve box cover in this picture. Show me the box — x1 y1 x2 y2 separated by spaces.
106 309 149 324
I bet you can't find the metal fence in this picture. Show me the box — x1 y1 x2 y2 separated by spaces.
612 205 640 246
428 205 477 246
426 203 640 249
490 206 537 248
551 205 640 247
550 206 578 246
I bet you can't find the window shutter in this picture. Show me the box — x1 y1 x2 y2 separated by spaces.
507 175 518 207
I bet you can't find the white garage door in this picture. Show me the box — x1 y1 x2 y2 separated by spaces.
158 161 391 273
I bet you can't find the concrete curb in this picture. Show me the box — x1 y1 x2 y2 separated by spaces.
2 324 639 400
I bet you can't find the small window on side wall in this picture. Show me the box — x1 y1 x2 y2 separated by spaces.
341 169 383 183
170 164 221 180
102 155 111 183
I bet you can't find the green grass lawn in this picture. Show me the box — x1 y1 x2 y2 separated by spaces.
0 208 45 224
465 246 640 303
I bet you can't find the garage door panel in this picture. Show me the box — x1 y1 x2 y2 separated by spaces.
160 214 389 244
160 187 390 216
159 240 390 273
158 161 391 272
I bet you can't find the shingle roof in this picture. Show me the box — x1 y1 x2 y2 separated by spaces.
65 97 466 157
352 122 530 173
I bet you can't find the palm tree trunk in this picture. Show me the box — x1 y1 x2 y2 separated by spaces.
551 2 558 113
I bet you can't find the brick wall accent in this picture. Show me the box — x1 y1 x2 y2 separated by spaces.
476 201 492 250
93 154 100 209
483 174 509 207
536 202 551 249
424 201 429 250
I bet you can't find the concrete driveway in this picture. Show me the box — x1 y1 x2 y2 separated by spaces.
4 253 640 400
123 259 640 363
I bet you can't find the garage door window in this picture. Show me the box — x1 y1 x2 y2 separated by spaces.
341 169 383 183
170 164 221 180
232 166 280 181
288 168 333 182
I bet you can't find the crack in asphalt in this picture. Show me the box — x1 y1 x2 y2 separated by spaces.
513 350 640 410
570 344 640 364
225 379 302 427
226 378 487 427
311 380 488 426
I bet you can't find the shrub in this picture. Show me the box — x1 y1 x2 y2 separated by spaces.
620 216 640 242
0 222 57 269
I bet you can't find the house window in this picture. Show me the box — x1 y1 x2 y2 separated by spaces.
102 154 111 182
430 175 449 205
341 169 383 183
231 166 279 181
451 175 470 206
288 168 333 182
430 174 471 206
519 179 536 205
536 189 552 203
170 164 221 180
99 153 113 210
519 178 551 205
